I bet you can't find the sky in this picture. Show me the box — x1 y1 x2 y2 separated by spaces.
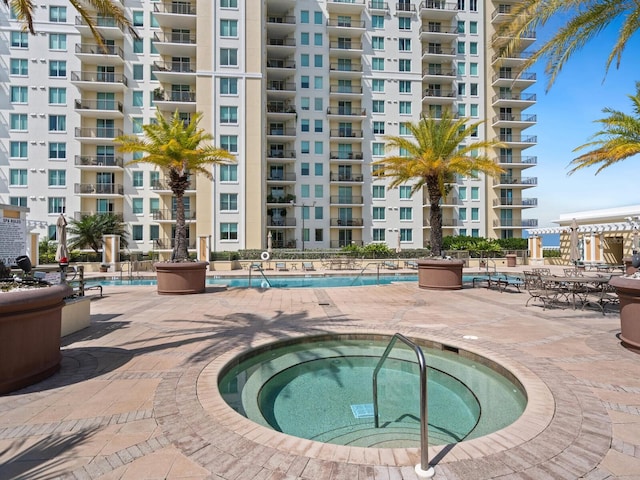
525 20 640 227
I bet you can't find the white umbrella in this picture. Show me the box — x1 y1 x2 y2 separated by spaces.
632 228 639 253
55 214 69 261
569 218 580 264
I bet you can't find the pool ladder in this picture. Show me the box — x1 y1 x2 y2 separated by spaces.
373 333 434 478
247 264 272 288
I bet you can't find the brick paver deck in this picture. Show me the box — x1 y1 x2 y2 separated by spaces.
1 270 639 479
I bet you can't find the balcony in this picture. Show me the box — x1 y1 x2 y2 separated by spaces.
368 1 389 12
493 175 538 187
492 197 538 208
330 172 364 182
491 91 536 107
75 183 124 196
327 0 366 14
70 71 127 92
422 88 456 103
330 151 364 161
329 84 363 98
419 24 458 41
74 99 123 119
330 218 364 226
419 1 458 20
75 43 124 65
75 15 124 40
267 149 297 160
75 127 124 143
153 90 196 112
266 194 296 204
152 209 196 222
329 63 364 79
326 19 366 35
267 37 296 56
152 32 196 57
151 179 196 191
266 15 297 35
326 107 366 119
153 237 196 250
330 239 364 248
267 217 296 227
492 50 535 67
266 127 297 140
498 134 537 147
75 155 123 168
74 211 123 221
421 46 456 62
497 155 537 167
266 102 296 120
329 40 363 58
423 217 459 227
492 71 536 88
422 67 456 82
266 81 296 98
396 2 416 14
266 59 297 80
492 113 537 127
330 195 364 205
492 29 536 49
152 61 196 84
491 5 513 24
152 2 196 29
492 219 538 228
267 172 297 182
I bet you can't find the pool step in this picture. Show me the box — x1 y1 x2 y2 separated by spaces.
312 424 455 447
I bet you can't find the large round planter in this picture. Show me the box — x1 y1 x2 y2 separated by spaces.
417 259 464 290
0 284 72 394
155 261 209 295
609 276 640 352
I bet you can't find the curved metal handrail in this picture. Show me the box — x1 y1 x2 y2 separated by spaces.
373 333 432 475
350 261 380 286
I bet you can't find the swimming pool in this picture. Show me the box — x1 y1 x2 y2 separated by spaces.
218 334 527 447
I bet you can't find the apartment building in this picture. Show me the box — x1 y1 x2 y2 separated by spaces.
0 0 538 257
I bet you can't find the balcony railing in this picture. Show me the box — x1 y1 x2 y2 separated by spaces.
493 113 537 123
267 149 297 159
330 240 364 248
419 25 458 35
75 183 124 195
422 68 456 77
498 155 537 164
330 151 364 160
329 63 363 72
152 209 196 221
493 71 537 82
151 179 196 190
369 1 389 9
329 41 364 50
268 37 296 47
153 32 196 44
492 219 538 227
330 218 364 226
74 211 123 221
266 15 296 25
153 61 195 73
494 176 538 185
419 1 458 12
396 2 416 12
424 89 456 98
267 217 296 227
330 129 364 138
267 128 297 136
71 71 128 86
267 59 296 69
327 19 366 28
267 102 296 113
75 44 124 59
75 15 122 29
493 197 538 207
153 2 196 15
422 46 456 56
153 237 196 249
330 195 364 204
267 81 296 92
330 173 364 182
75 127 124 139
75 99 123 112
267 172 297 181
499 134 537 143
75 155 123 167
326 107 366 116
329 85 363 94
492 92 536 103
153 91 196 102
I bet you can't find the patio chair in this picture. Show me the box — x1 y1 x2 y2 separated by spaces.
404 260 419 269
250 262 262 270
383 261 398 270
532 267 551 276
564 268 584 277
524 271 559 310
275 262 288 271
302 262 315 271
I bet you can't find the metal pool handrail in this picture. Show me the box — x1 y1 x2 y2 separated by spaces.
350 262 381 286
247 264 272 288
373 333 434 477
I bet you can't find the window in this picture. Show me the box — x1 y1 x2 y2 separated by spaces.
11 31 28 48
469 42 478 55
132 198 144 215
314 54 323 68
133 38 143 53
470 83 478 96
50 6 67 22
399 38 411 51
314 206 323 220
10 141 27 158
372 36 384 49
301 75 309 88
301 54 309 67
220 48 238 66
470 104 479 117
399 59 411 72
314 184 323 198
10 114 27 131
132 10 144 26
314 11 323 24
314 76 323 89
470 21 478 34
457 62 465 75
471 207 479 221
301 163 310 176
314 120 323 133
458 0 465 9
400 229 412 242
372 58 384 71
133 64 143 80
131 225 143 241
220 193 238 210
11 86 27 103
372 100 385 113
399 17 411 30
459 208 467 221
301 184 310 198
372 142 385 156
220 223 238 240
11 58 28 76
314 33 323 46
400 207 412 220
49 115 66 132
220 164 238 182
300 32 309 45
399 186 412 199
373 121 385 134
220 19 238 36
220 106 238 123
48 197 65 214
372 207 386 220
9 169 27 186
132 90 143 107
470 0 478 11
49 142 66 159
458 83 466 96
220 135 238 153
220 78 238 95
314 163 323 176
457 104 466 117
472 228 479 237
457 20 465 33
149 224 159 241
458 187 467 201
314 141 323 154
301 97 310 110
300 10 309 23
10 197 27 207
373 228 385 241
47 169 66 187
150 171 160 187
301 141 310 154
132 117 143 134
314 97 323 110
399 123 411 135
49 33 67 50
470 63 478 75
150 13 159 27
372 15 384 28
132 171 143 187
221 0 238 7
315 229 323 242
49 60 66 77
471 186 479 200
399 80 411 93
372 79 384 92
372 185 385 199
399 101 411 114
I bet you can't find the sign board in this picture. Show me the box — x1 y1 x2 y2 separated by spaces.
0 215 27 267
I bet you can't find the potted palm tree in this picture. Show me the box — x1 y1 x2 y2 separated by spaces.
373 112 503 289
116 109 235 294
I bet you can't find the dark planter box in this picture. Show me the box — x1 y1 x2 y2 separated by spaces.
417 259 464 290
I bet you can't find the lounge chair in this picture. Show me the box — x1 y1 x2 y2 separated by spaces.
383 261 398 270
404 260 419 269
250 262 262 270
302 262 315 271
276 262 288 271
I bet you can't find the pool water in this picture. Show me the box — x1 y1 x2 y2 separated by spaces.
218 336 527 447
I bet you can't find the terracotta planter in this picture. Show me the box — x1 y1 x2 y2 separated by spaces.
609 276 640 352
417 259 464 290
0 284 72 394
155 261 208 295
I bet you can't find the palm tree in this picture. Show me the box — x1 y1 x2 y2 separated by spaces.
68 213 128 254
373 112 503 256
569 82 640 175
4 0 136 46
116 110 235 262
504 0 639 89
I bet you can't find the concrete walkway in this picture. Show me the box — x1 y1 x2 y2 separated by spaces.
1 272 639 479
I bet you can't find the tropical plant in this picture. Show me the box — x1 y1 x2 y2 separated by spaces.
38 239 57 265
569 82 640 174
3 0 136 46
67 213 128 254
373 112 504 256
116 109 235 262
504 0 640 89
